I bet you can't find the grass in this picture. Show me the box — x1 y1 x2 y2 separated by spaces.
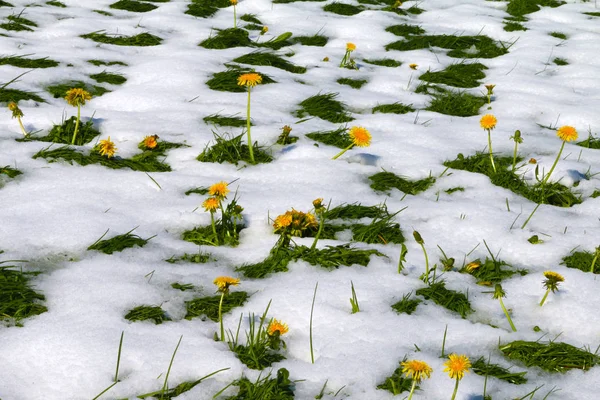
206 68 276 92
372 102 415 114
88 59 128 66
199 28 251 49
553 57 568 66
204 113 249 127
0 22 33 32
227 368 294 399
109 0 158 12
0 265 47 323
165 252 212 264
295 93 353 123
362 58 401 67
386 34 509 59
182 222 245 247
325 202 390 220
377 360 415 395
385 24 425 37
197 131 273 165
499 340 599 372
46 81 109 98
87 229 153 254
584 12 600 17
240 14 262 24
290 34 328 47
461 257 528 285
549 32 567 40
416 282 474 318
391 292 421 315
81 31 162 46
24 116 100 145
233 51 306 74
184 186 209 196
6 15 37 27
306 127 351 149
577 134 600 149
471 356 528 384
171 282 195 291
185 0 230 18
346 215 404 244
426 88 486 117
46 1 66 6
504 21 527 32
369 171 435 195
337 77 368 89
323 2 364 15
0 0 13 6
444 153 581 207
0 88 45 103
89 72 126 85
419 63 487 88
1 166 22 179
562 250 598 273
93 10 113 16
273 0 325 3
185 291 248 321
124 305 170 324
137 369 229 400
506 0 565 18
0 56 59 68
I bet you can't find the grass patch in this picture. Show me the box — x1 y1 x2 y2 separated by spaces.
0 265 47 323
372 102 415 114
499 340 599 372
88 59 128 66
93 10 113 16
87 229 152 254
416 282 473 318
419 63 487 88
460 257 527 285
362 58 401 67
200 28 251 49
0 0 14 6
273 0 325 3
369 171 435 195
204 113 249 127
471 356 527 384
584 11 600 17
166 252 212 264
185 0 230 18
337 77 367 89
233 51 306 74
46 1 66 7
306 126 351 148
0 88 44 103
346 215 404 244
553 57 568 66
109 0 158 12
391 292 421 315
577 135 600 149
25 116 100 145
562 250 598 274
6 15 37 27
206 67 276 92
323 2 364 15
185 291 248 321
549 32 567 40
171 282 195 291
81 31 162 46
385 24 425 37
240 14 262 24
0 22 33 32
46 81 109 98
295 93 353 123
0 56 59 68
197 131 273 165
185 186 209 196
124 305 169 324
228 369 294 399
325 202 390 220
426 89 486 117
290 34 328 47
377 360 414 395
1 166 22 179
506 0 565 18
182 222 245 247
89 72 126 85
444 152 581 207
504 21 527 32
386 34 509 59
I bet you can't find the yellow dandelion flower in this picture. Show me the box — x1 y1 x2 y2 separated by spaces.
214 276 240 293
556 125 578 142
480 114 497 130
237 73 262 87
142 135 158 149
465 261 481 272
65 88 92 107
267 319 289 336
98 137 117 158
543 270 564 292
203 197 220 212
349 126 371 147
401 360 433 382
273 213 293 230
529 158 537 164
346 42 356 51
409 63 418 70
209 181 229 199
8 102 23 118
443 354 471 380
230 0 237 4
261 26 268 34
323 57 330 62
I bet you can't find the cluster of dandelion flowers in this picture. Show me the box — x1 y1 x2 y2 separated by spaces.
556 125 578 142
98 137 117 158
65 88 92 107
480 114 497 130
142 135 158 149
214 276 240 293
267 319 289 337
237 73 262 87
203 197 220 212
209 181 229 199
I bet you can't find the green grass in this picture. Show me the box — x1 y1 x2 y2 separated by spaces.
0 88 45 103
184 186 209 196
46 81 109 98
506 0 565 18
244 23 263 31
124 305 170 324
81 31 162 46
0 22 33 32
109 0 157 12
46 1 66 7
385 5 425 15
240 14 262 24
346 216 404 244
369 171 435 195
499 340 599 372
6 15 37 27
197 131 273 165
93 10 113 16
185 0 230 18
87 229 152 254
504 21 527 32
323 2 364 15
171 282 195 291
337 77 367 89
562 250 598 273
89 72 127 85
206 68 276 92
0 0 14 6
1 166 22 179
290 34 328 47
391 292 421 315
553 57 568 66
185 291 248 321
182 221 245 247
325 202 390 220
372 102 415 114
88 59 128 66
24 116 100 145
273 0 325 3
0 265 47 323
577 135 600 149
419 63 487 88
199 28 251 49
416 282 473 318
377 360 415 395
444 153 581 207
385 24 425 37
426 89 486 117
306 127 351 148
362 58 401 67
591 190 600 198
233 51 306 74
461 257 527 285
204 113 249 127
228 369 294 399
471 356 527 384
295 93 353 123
584 11 600 17
0 56 58 68
386 34 509 59
549 32 567 40
166 252 212 264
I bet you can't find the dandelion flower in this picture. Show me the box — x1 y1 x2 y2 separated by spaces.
480 114 497 130
98 137 117 158
267 319 289 336
401 360 433 382
142 135 158 149
261 26 268 34
346 42 356 51
465 261 481 272
443 354 471 380
209 181 229 199
542 271 564 292
273 213 293 230
484 84 496 94
214 276 240 293
230 0 237 4
237 73 262 87
409 63 418 70
349 126 371 147
8 102 23 118
65 88 92 107
556 125 578 142
203 197 220 212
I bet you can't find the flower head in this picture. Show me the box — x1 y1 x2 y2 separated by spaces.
8 102 23 118
443 354 471 380
542 271 564 292
273 213 293 230
556 125 578 142
480 114 497 130
214 276 240 294
65 88 92 107
465 261 481 272
203 197 220 212
349 126 371 147
492 283 506 300
401 360 433 383
485 84 496 95
261 26 268 35
409 63 418 70
313 198 325 213
142 135 159 149
209 181 229 199
273 209 318 236
529 158 537 164
267 319 289 336
346 42 356 51
230 0 237 5
510 130 523 144
237 73 262 87
97 137 117 158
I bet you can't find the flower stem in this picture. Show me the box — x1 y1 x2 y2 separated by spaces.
591 253 599 273
406 380 417 400
512 141 518 172
498 297 517 332
487 129 496 173
233 5 237 28
450 378 460 400
310 214 325 250
71 103 81 145
541 141 565 187
419 242 430 283
17 116 27 137
309 282 318 364
539 288 550 307
339 50 349 68
520 203 541 230
210 212 219 245
246 87 255 164
218 292 225 341
332 143 354 160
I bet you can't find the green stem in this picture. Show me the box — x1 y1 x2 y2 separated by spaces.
71 103 81 145
339 50 349 68
406 380 417 400
539 288 550 307
233 5 237 28
17 116 27 136
246 87 255 164
520 203 541 230
450 378 460 400
591 254 599 273
218 292 225 341
420 242 429 283
498 297 517 331
310 282 318 364
310 214 325 250
332 143 354 160
541 141 566 186
512 141 518 172
210 212 219 245
487 129 496 173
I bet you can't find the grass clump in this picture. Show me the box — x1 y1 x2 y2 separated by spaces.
549 32 567 40
89 72 126 85
426 88 486 117
240 14 262 24
295 93 353 123
337 77 368 89
166 252 212 264
562 250 599 274
182 223 244 247
499 340 599 372
6 15 37 27
109 0 158 12
584 11 600 17
290 34 328 47
185 291 248 321
386 34 508 59
553 57 568 66
0 88 44 103
228 369 295 399
504 21 527 32
124 305 170 324
200 28 251 49
347 216 404 244
506 0 565 18
471 356 527 384
363 58 401 67
204 113 249 127
577 134 600 149
0 21 33 32
377 360 414 395
93 10 113 16
87 59 128 66
46 1 66 7
185 186 209 196
171 282 195 291
372 102 415 114
0 56 59 68
461 257 527 285
185 0 230 18
46 81 109 98
0 265 47 323
88 229 152 254
306 127 351 148
81 31 162 46
206 67 276 92
233 51 306 74
26 116 99 145
273 0 325 3
325 202 390 220
323 2 364 15
419 63 487 88
416 282 473 318
369 171 435 195
391 292 421 315
385 24 425 37
1 166 22 179
197 131 273 165
0 0 14 6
